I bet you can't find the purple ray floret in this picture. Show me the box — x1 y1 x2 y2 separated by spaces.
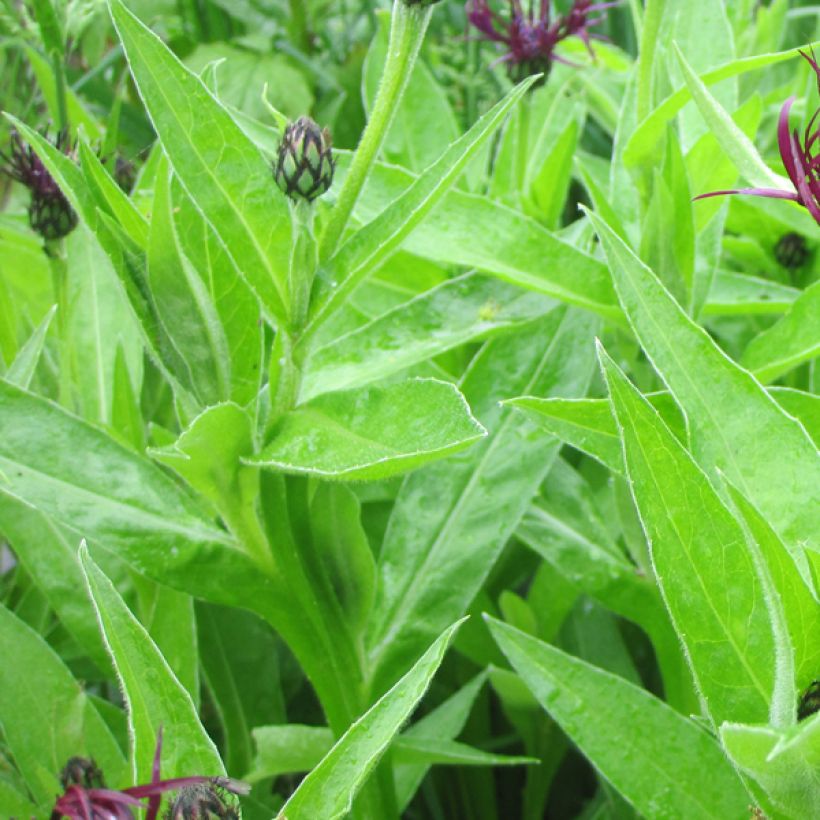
466 0 616 80
695 50 820 226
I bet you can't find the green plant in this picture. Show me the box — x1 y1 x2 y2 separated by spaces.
0 1 818 818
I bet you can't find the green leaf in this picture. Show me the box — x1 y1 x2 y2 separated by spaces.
197 602 284 777
674 44 790 191
740 280 820 382
171 177 263 406
249 724 332 781
507 392 686 474
703 270 800 316
109 0 291 323
301 273 554 401
528 118 579 229
148 157 230 406
133 579 200 708
586 208 820 572
31 0 63 55
770 387 820 447
391 736 536 768
310 483 376 634
639 132 694 308
65 226 143 425
325 153 619 320
517 460 697 713
0 603 126 809
394 672 487 810
277 620 464 820
721 716 820 820
487 618 750 820
251 379 486 481
623 47 807 170
0 380 278 610
723 482 820 694
0 495 110 672
310 75 539 332
599 345 779 726
79 543 224 781
5 305 56 389
367 308 599 696
77 141 148 248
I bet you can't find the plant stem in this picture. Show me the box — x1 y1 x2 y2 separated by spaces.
319 0 433 261
47 244 71 407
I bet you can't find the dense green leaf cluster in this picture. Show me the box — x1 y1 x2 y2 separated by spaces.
0 1 818 818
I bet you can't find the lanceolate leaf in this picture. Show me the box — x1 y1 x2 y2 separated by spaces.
599 345 779 727
338 157 619 319
110 0 291 323
740 280 820 382
277 620 463 820
487 618 750 820
80 544 224 781
301 273 554 401
367 308 599 697
0 604 126 810
587 209 820 572
251 379 487 481
508 389 819 475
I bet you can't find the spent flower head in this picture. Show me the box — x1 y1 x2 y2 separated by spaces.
466 0 616 81
0 128 78 240
695 50 820 226
274 116 335 203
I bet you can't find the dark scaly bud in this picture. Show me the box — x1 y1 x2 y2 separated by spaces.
401 0 443 6
798 680 820 721
0 129 78 240
164 779 246 820
59 757 106 791
274 116 335 203
774 232 808 270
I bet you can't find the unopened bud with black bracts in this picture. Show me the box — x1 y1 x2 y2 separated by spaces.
774 232 809 270
60 757 105 791
401 0 443 6
165 779 246 820
274 116 335 203
0 129 77 241
798 680 820 721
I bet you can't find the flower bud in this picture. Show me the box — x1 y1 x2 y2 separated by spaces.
798 680 820 721
774 232 808 270
0 130 78 241
164 782 241 819
274 117 335 203
401 0 443 6
59 757 105 790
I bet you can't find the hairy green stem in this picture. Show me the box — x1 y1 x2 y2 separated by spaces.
319 0 433 260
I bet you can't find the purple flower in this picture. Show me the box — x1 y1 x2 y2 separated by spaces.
694 50 820 226
50 730 249 820
0 129 78 240
466 0 616 80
